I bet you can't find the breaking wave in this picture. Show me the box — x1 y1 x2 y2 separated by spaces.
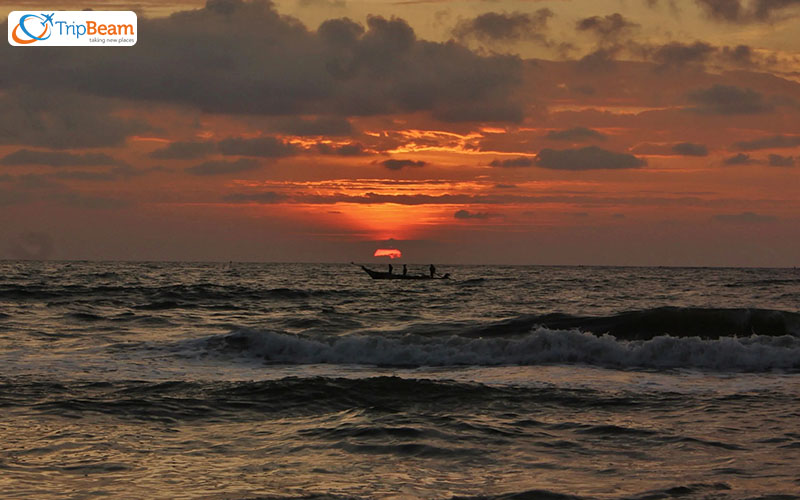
188 325 800 371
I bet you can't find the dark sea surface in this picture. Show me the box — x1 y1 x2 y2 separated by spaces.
1 261 799 499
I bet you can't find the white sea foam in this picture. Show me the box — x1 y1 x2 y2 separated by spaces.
194 327 800 371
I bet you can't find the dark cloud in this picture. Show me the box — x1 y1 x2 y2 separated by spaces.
152 136 369 161
576 13 639 41
0 90 146 150
1 2 524 124
713 211 777 223
454 209 500 220
733 134 800 150
381 159 427 170
723 153 757 164
545 127 605 142
186 158 261 176
768 154 795 166
720 44 757 66
687 84 774 114
50 165 159 181
695 0 800 23
494 184 517 189
672 142 709 156
150 141 217 160
536 147 646 170
695 0 743 22
433 101 525 124
218 137 301 158
223 191 286 203
272 116 353 136
489 156 536 167
452 10 554 44
636 40 764 70
315 142 369 156
1 149 123 167
577 47 622 71
650 41 716 67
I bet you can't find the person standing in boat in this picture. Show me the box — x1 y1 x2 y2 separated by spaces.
402 264 407 276
429 264 436 278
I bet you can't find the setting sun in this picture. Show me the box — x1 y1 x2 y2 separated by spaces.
373 248 402 259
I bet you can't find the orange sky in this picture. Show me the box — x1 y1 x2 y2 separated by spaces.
1 0 799 265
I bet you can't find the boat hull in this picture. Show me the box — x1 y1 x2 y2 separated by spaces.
359 266 448 280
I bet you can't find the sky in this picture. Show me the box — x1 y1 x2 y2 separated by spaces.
1 0 799 265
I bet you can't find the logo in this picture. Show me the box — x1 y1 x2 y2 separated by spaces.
11 12 54 44
8 11 137 46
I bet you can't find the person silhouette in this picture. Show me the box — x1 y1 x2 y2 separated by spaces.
388 264 393 274
403 264 407 276
429 264 436 278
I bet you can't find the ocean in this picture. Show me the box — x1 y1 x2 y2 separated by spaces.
0 261 798 499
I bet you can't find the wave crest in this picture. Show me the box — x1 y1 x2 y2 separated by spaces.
191 327 800 371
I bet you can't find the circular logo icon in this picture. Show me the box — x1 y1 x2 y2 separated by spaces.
12 13 54 44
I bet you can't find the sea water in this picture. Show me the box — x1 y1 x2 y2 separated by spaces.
0 262 798 499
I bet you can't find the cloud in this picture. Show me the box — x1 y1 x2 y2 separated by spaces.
695 0 744 22
720 44 757 66
272 116 353 136
694 0 800 23
50 165 160 181
687 84 773 114
454 209 500 220
150 136 300 160
489 156 536 167
713 211 777 223
1 2 525 124
734 135 800 150
0 90 146 150
186 158 261 176
576 13 639 41
634 40 766 70
0 149 123 167
577 47 622 70
150 141 217 160
723 153 757 164
768 154 795 166
650 41 716 67
545 127 605 142
381 159 427 170
151 136 371 161
672 142 709 156
452 10 554 43
222 191 286 203
316 142 369 156
218 137 301 158
536 146 646 170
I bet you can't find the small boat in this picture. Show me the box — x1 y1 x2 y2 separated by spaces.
357 265 450 280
